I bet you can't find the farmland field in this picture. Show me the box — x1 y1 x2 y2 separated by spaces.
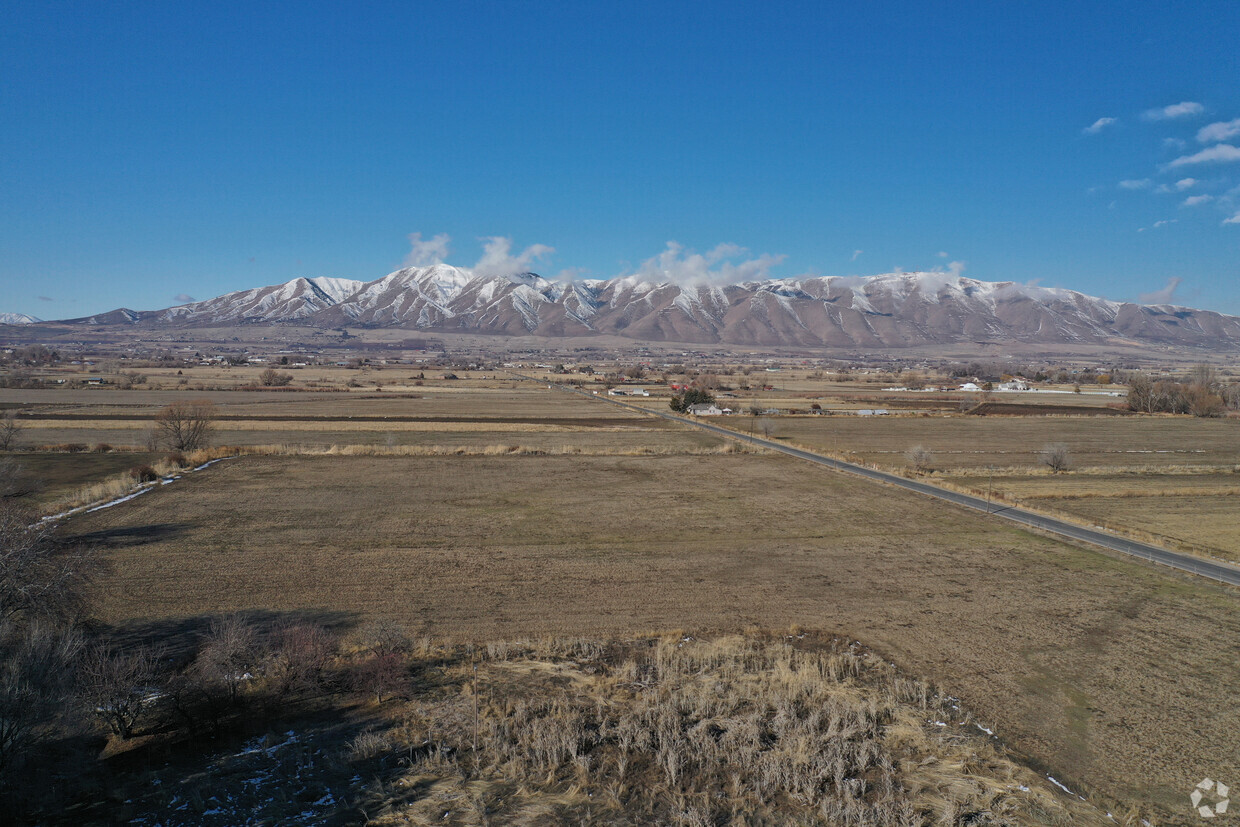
66 450 1240 818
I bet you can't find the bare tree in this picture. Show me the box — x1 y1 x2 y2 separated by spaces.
1040 443 1072 474
0 621 82 774
78 643 164 740
265 621 336 702
758 418 776 439
905 445 934 473
259 368 292 387
0 413 21 452
153 399 217 451
193 614 258 706
0 501 94 624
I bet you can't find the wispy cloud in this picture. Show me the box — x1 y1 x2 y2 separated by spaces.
1182 195 1213 207
1138 276 1182 304
633 242 785 286
37 295 53 302
850 249 862 262
1118 178 1152 190
936 251 948 258
1225 211 1240 225
173 293 195 303
1143 101 1205 121
1175 177 1197 190
473 236 554 278
404 232 451 267
1137 219 1177 232
1168 143 1240 167
1083 117 1117 135
1197 118 1240 143
1163 137 1187 151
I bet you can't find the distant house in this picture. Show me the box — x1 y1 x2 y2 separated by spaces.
687 403 724 416
83 377 108 385
998 379 1030 391
628 388 650 396
856 408 889 416
959 382 982 392
607 388 626 396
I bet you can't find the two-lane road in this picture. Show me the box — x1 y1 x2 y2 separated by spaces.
517 374 1240 589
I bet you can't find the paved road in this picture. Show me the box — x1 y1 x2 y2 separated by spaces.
516 375 1240 589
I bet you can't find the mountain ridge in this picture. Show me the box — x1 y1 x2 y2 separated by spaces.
26 266 1240 351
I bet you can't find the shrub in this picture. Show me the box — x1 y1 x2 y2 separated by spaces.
129 465 158 483
906 445 934 473
164 451 187 468
91 443 112 453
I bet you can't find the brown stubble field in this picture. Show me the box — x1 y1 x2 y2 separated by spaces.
66 450 1240 820
703 411 1240 556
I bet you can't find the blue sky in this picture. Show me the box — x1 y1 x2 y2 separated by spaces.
2 1 1239 318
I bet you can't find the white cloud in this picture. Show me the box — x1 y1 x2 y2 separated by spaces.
1182 195 1213 207
1175 177 1197 190
1168 143 1240 167
473 236 555 278
850 249 862 261
1197 118 1240 143
1163 137 1187 151
1143 101 1205 121
633 242 785 286
1083 117 1117 135
1138 219 1177 232
1225 211 1240 225
404 232 451 267
174 293 195 303
936 251 948 258
1138 276 1182 304
1118 178 1152 190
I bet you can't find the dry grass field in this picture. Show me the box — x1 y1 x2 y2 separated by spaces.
65 451 1240 821
699 412 1240 556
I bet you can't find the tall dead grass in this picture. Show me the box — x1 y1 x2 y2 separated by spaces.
361 632 1117 826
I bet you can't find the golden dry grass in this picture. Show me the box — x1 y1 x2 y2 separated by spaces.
65 452 1240 821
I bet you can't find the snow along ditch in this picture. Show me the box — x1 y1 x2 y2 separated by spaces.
41 456 236 524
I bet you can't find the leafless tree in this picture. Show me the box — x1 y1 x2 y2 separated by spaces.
259 368 292 387
0 413 21 452
78 643 164 740
0 500 94 624
265 621 336 702
0 621 82 774
758 418 776 439
153 399 217 451
1040 443 1072 474
193 614 258 706
905 445 934 473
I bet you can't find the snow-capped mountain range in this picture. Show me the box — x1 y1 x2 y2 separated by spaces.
13 265 1240 350
0 312 42 325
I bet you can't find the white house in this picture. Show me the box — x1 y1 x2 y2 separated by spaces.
686 403 724 416
959 382 982 392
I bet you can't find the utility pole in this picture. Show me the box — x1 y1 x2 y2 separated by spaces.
986 467 994 513
472 661 479 753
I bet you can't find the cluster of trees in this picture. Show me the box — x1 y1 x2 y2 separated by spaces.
1127 365 1239 417
669 388 716 413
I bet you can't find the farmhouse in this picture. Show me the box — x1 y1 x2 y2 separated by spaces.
687 403 724 416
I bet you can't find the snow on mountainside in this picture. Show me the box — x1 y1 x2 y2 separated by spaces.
156 277 365 324
52 268 1240 351
0 313 41 325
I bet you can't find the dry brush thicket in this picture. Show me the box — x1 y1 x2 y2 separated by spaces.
357 634 1111 826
